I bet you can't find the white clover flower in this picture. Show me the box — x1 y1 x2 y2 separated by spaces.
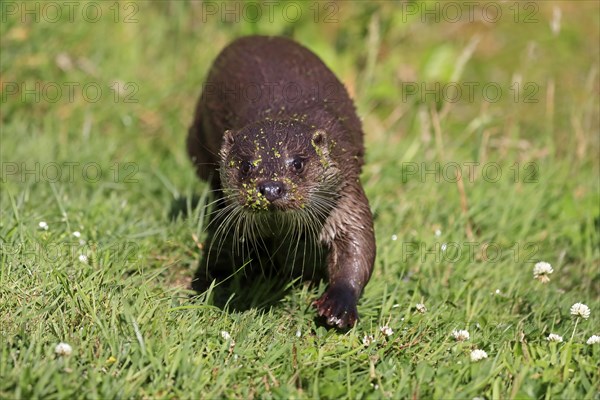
470 349 488 362
295 329 301 338
452 329 470 341
391 234 398 241
380 325 394 337
533 261 553 283
362 334 375 346
435 229 442 237
38 221 48 230
73 231 81 238
586 335 600 345
416 303 427 313
441 243 447 251
546 333 563 343
220 330 231 340
78 254 88 263
55 342 73 356
570 303 591 319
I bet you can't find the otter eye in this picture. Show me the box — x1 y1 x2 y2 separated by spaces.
240 161 253 177
291 158 305 173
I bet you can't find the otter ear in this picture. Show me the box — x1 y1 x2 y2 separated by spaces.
220 130 235 160
312 129 327 146
223 130 235 145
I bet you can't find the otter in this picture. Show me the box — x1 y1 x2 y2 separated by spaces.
187 35 375 328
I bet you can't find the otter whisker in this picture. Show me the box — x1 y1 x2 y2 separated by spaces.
207 203 244 267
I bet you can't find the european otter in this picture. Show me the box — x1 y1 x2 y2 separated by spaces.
187 35 375 328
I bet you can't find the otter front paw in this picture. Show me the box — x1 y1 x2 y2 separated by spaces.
313 286 358 328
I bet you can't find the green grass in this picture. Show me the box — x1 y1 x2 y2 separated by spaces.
1 1 599 399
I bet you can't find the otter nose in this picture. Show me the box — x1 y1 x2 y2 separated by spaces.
258 181 285 202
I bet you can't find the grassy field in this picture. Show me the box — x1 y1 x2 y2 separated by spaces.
1 1 599 399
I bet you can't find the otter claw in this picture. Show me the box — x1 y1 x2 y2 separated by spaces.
313 286 358 328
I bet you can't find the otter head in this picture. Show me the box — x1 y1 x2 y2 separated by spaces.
219 119 341 214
